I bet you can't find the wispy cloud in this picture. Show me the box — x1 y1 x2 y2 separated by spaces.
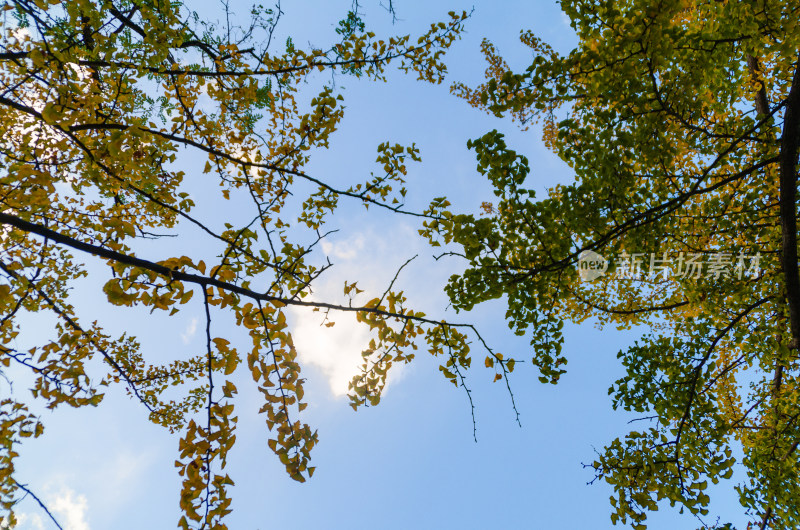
321 235 364 261
14 513 45 530
181 317 199 345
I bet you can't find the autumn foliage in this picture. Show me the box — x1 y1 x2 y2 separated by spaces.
0 2 507 528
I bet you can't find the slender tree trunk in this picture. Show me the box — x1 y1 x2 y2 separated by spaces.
779 60 800 349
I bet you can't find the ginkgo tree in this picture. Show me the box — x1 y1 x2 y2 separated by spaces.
0 1 513 528
424 0 800 528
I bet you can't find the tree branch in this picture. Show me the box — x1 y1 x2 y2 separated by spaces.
0 211 463 327
747 55 770 118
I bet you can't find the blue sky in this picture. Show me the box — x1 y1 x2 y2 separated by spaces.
6 1 750 529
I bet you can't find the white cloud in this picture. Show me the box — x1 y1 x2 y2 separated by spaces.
229 145 263 179
181 317 198 344
11 27 31 43
14 486 90 530
13 513 45 530
321 235 364 261
48 448 153 526
288 228 431 396
290 306 370 396
49 487 90 530
8 485 88 530
290 304 409 398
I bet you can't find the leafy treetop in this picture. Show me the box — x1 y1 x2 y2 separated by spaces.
429 0 800 528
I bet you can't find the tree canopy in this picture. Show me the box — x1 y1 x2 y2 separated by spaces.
430 0 800 527
0 2 509 528
6 0 800 528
